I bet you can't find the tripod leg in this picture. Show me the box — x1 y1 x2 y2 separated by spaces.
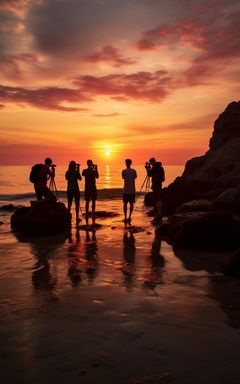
52 179 59 201
135 175 148 203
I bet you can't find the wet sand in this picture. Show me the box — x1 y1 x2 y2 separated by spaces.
1 201 240 383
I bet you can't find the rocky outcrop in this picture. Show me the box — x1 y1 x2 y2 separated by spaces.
223 248 240 277
11 200 71 236
161 101 240 214
214 185 240 214
158 211 240 251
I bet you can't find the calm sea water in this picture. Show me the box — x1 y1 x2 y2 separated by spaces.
0 164 183 204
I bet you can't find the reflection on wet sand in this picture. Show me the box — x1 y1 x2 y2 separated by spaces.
174 247 240 328
29 234 67 294
67 229 81 286
144 229 165 288
122 232 136 291
85 229 98 283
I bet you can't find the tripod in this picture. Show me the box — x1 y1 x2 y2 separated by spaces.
135 174 151 206
49 176 59 201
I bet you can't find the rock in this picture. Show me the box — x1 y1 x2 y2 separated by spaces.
0 221 3 225
223 248 240 277
78 369 88 376
177 199 213 213
210 101 240 150
11 200 71 236
0 204 15 211
91 360 100 368
158 211 240 251
144 192 155 207
161 101 240 214
214 186 240 213
160 177 195 215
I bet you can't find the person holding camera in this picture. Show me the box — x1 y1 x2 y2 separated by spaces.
65 160 82 223
145 157 165 223
82 159 99 224
33 157 57 202
122 159 137 224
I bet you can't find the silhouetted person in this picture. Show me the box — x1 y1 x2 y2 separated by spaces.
82 160 99 225
34 157 57 202
122 159 137 224
145 157 165 223
65 160 82 224
122 231 136 290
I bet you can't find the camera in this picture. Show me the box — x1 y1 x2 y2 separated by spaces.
145 162 151 169
51 164 56 168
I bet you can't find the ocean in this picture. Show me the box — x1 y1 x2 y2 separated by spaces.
0 164 183 205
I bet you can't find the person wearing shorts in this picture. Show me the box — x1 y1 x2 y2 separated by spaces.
65 160 82 223
122 159 137 224
82 160 99 225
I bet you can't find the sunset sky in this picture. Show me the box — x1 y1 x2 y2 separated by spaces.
0 0 239 165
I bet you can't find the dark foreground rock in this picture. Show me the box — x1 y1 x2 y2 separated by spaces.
176 199 214 213
0 204 16 211
214 186 240 213
11 200 71 236
158 211 240 251
223 248 240 277
161 101 240 215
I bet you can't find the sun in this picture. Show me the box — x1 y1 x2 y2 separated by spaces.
105 151 110 157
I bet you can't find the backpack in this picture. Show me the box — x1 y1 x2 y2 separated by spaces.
29 164 43 183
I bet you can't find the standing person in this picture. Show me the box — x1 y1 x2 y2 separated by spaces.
82 160 99 225
122 159 137 224
65 160 82 224
145 157 165 223
32 157 57 202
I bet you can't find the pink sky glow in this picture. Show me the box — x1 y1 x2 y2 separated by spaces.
0 0 239 165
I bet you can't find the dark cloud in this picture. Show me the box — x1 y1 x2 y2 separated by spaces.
74 70 173 102
136 7 240 84
0 85 89 111
0 53 39 81
25 0 196 58
85 45 136 67
0 69 174 110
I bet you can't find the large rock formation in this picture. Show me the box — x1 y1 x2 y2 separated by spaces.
161 101 240 215
11 200 71 236
158 211 240 251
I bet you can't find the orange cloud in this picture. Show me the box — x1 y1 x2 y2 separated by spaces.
85 45 137 67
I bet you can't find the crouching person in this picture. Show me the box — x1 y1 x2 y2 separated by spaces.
30 157 57 202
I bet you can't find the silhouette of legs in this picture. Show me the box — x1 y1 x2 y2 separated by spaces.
85 199 90 225
123 202 128 223
128 202 134 223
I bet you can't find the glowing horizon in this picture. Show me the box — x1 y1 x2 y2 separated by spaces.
0 0 239 166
